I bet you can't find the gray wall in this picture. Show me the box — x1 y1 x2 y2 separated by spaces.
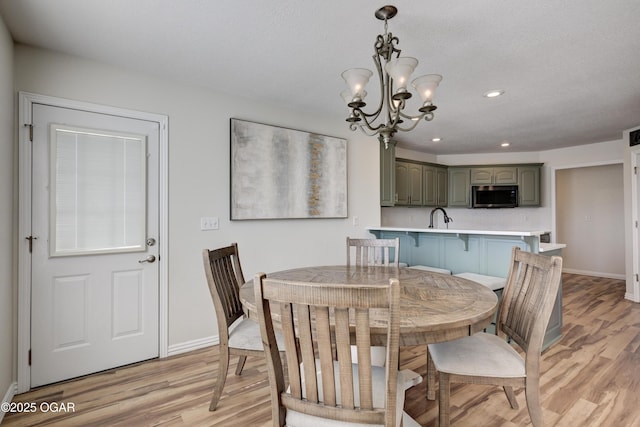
12 44 381 354
0 14 14 406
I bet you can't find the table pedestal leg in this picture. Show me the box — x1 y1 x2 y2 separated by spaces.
426 345 436 400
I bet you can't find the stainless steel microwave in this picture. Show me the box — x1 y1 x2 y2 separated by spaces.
472 185 518 208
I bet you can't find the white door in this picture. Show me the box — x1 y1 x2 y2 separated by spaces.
30 103 160 387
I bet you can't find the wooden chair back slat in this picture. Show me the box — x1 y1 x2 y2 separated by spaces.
315 306 336 406
355 308 373 409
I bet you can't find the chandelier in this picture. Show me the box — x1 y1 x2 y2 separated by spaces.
341 5 442 149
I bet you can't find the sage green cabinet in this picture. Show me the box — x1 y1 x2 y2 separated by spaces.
518 166 541 206
470 167 517 185
448 168 471 207
379 141 396 206
380 156 541 208
395 161 423 205
423 165 448 206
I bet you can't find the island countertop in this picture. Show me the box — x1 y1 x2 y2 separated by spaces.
367 226 550 237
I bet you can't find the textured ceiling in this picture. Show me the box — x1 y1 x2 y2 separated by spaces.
1 0 639 154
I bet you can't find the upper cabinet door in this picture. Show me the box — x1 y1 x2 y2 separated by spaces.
408 163 423 206
436 167 448 206
448 168 471 207
518 166 541 206
423 165 437 206
395 161 410 205
470 168 493 185
493 167 518 184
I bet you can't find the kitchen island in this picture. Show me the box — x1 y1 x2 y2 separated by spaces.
368 226 566 348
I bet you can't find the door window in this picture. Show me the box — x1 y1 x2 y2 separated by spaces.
50 124 147 256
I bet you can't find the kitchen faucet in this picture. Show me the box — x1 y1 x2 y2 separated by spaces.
429 207 453 228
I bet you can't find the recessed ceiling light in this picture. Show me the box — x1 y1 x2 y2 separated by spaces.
501 142 510 147
431 137 442 142
483 89 505 98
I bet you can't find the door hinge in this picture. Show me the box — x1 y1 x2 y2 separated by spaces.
635 166 638 175
28 349 31 366
636 274 639 282
24 123 33 142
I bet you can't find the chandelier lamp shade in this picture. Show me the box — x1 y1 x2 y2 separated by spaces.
341 5 442 148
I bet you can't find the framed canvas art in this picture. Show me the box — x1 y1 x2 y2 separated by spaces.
230 119 348 220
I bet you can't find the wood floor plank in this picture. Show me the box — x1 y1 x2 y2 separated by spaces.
4 273 639 426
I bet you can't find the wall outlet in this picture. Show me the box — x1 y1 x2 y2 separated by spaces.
200 216 219 230
352 216 359 226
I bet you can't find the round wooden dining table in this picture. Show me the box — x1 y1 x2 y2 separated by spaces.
239 265 498 346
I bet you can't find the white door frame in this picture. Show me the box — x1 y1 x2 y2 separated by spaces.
17 92 169 393
630 147 640 302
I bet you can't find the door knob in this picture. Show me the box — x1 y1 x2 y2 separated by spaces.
138 255 156 263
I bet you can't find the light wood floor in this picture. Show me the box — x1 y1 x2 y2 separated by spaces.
4 274 640 426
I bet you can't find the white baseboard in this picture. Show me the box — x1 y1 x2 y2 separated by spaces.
167 335 219 357
563 268 626 280
625 292 640 302
1 381 17 424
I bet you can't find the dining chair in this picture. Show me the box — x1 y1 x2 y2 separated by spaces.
203 243 284 411
346 237 400 267
346 237 400 367
254 273 422 427
427 246 563 427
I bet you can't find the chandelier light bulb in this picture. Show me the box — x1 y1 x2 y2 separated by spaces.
341 89 367 109
384 57 418 98
412 74 443 103
412 74 442 113
341 68 373 98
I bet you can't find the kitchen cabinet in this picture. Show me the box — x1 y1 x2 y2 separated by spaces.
380 156 542 209
379 140 396 206
395 161 423 205
518 166 541 206
470 167 517 185
423 164 448 206
448 167 471 207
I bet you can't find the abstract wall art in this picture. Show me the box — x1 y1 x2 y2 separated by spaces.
230 119 348 220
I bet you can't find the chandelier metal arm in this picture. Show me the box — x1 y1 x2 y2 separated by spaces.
349 107 386 133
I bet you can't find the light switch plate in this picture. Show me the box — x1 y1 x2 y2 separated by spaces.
200 216 219 230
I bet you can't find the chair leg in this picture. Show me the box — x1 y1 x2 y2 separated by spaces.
525 378 543 427
209 345 230 411
427 347 436 400
503 386 519 409
235 355 247 375
438 372 451 427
